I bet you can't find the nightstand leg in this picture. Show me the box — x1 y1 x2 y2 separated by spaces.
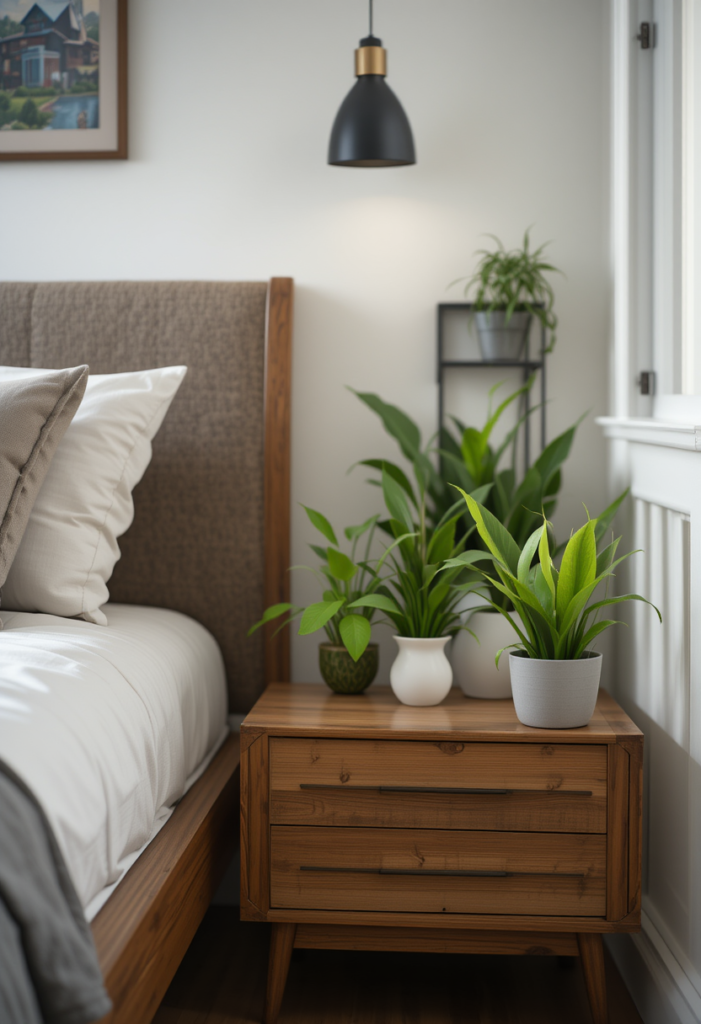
577 933 608 1024
264 923 296 1024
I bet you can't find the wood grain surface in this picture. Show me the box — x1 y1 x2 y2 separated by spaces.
294 923 580 956
270 737 607 833
240 733 270 919
270 826 606 917
264 923 296 1024
263 278 293 687
578 932 609 1024
154 909 643 1024
93 733 240 1024
243 683 628 743
607 742 630 921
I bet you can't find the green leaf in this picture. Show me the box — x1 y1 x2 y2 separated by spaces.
456 487 521 575
247 602 296 636
595 536 620 577
573 620 621 659
309 544 327 561
377 531 418 572
439 550 495 571
339 614 372 661
357 461 418 508
427 516 458 564
326 547 359 582
347 594 402 616
538 518 556 600
517 525 544 585
533 425 576 495
298 600 345 635
581 592 662 624
461 427 487 483
302 505 338 546
594 489 629 546
382 466 415 532
556 520 597 624
351 390 421 461
344 514 380 541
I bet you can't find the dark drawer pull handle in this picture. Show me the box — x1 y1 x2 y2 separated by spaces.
298 784 593 797
299 866 586 879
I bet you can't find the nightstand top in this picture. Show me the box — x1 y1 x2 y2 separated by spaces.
241 684 642 745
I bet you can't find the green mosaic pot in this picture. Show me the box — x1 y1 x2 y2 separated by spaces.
318 643 379 694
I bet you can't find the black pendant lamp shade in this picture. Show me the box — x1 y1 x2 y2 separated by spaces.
328 7 415 167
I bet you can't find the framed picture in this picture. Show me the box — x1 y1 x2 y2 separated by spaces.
0 0 127 161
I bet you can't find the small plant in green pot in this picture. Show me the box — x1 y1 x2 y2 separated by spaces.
249 507 394 694
451 229 561 360
451 489 662 728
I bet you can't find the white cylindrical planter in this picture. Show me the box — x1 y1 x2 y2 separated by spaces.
509 650 603 729
453 610 520 699
390 636 453 707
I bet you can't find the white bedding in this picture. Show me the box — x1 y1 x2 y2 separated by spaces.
0 604 228 917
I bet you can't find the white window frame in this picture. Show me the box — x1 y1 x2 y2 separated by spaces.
609 0 701 427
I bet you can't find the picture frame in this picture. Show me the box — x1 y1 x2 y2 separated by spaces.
0 0 127 161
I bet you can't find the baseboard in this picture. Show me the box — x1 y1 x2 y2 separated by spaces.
606 913 701 1024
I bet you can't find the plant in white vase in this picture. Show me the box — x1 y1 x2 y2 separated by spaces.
449 489 661 728
365 464 489 707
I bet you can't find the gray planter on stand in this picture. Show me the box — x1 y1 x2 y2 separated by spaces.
509 650 603 728
475 310 531 361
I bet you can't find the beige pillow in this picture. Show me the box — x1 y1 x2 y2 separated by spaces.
0 365 88 590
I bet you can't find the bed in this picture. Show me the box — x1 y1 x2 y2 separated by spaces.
0 278 293 1024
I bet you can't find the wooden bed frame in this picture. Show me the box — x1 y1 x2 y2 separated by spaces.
90 277 293 1024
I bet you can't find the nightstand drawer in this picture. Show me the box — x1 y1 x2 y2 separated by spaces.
270 826 606 917
270 738 607 833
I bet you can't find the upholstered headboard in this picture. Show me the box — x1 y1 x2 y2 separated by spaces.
0 280 293 713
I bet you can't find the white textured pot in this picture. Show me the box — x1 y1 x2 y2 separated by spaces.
390 637 453 707
453 610 520 699
509 650 603 729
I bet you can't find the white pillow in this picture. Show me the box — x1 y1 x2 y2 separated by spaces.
0 365 187 624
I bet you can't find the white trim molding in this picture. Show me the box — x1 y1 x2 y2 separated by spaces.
597 414 701 449
607 910 701 1024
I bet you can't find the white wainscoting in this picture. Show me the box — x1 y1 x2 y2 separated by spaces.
599 430 701 1024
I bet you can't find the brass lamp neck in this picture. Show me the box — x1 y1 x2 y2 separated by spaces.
355 34 387 76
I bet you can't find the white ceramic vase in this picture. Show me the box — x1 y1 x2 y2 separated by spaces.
390 636 453 707
452 610 520 699
509 650 603 728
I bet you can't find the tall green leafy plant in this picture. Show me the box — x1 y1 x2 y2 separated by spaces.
451 228 561 349
353 382 579 554
446 489 661 662
248 507 397 661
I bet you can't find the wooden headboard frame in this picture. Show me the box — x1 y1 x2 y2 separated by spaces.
263 276 293 686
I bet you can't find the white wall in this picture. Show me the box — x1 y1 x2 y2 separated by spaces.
0 0 611 685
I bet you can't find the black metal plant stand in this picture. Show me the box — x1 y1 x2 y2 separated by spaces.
436 302 548 470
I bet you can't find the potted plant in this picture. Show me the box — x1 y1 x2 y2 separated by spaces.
249 506 394 694
361 463 490 707
352 383 581 699
450 229 561 360
450 489 661 728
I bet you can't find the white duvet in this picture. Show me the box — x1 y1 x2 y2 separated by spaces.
0 604 228 915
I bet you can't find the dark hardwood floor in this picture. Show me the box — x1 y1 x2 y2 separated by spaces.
153 908 644 1023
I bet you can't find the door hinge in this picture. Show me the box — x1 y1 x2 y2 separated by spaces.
636 370 656 395
637 22 652 49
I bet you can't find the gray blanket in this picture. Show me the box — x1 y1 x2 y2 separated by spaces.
0 759 111 1024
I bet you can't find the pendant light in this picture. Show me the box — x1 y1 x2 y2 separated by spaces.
328 0 416 167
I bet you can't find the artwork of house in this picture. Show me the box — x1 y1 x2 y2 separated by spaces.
0 1 98 92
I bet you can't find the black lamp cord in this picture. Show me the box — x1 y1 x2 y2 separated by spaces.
369 0 373 36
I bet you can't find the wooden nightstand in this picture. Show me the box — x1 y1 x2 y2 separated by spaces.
240 684 642 1024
